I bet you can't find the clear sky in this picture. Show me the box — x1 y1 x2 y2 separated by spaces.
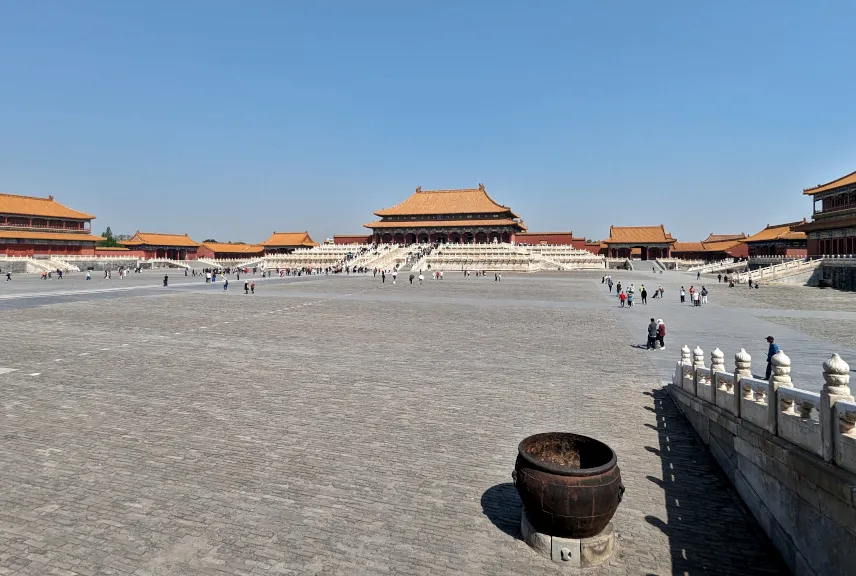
1 1 855 243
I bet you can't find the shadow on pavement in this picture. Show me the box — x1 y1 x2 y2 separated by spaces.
481 482 522 540
643 388 788 575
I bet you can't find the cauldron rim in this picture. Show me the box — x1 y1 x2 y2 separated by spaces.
517 432 617 477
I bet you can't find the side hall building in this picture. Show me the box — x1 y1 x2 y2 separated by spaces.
797 170 856 256
602 225 676 260
121 232 200 260
742 221 807 258
365 184 526 244
0 193 102 256
671 233 749 261
261 232 318 254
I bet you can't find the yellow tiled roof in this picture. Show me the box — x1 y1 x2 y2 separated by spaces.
0 230 103 242
803 170 856 195
201 242 264 253
365 219 526 230
261 232 317 247
121 232 200 247
0 193 95 220
671 242 706 253
604 225 676 244
701 239 744 252
374 185 519 217
703 233 746 242
744 220 807 243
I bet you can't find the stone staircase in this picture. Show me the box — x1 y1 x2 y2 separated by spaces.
141 258 193 270
736 258 822 284
687 258 748 274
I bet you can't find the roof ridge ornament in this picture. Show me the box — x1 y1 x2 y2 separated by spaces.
416 186 422 193
478 183 485 191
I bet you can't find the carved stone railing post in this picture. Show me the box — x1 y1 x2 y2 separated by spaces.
734 348 751 381
710 348 725 374
692 346 705 369
691 347 705 397
821 354 853 462
733 349 751 418
680 345 691 366
770 351 793 391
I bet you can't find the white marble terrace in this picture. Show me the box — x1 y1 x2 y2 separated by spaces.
672 346 856 474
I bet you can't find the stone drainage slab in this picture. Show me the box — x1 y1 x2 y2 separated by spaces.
520 511 616 568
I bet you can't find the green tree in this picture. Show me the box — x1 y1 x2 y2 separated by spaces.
98 226 122 247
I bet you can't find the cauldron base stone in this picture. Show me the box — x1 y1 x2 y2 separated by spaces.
521 511 616 568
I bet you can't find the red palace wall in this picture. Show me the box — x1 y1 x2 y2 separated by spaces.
334 235 371 245
0 244 97 256
727 243 749 259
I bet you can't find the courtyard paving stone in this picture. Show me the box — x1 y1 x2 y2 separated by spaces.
0 271 817 574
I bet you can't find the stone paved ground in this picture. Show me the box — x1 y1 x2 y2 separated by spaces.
0 271 817 575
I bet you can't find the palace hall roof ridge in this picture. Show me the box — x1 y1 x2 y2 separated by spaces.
744 219 808 242
803 169 856 195
373 184 520 218
261 231 318 247
0 192 95 220
703 233 746 243
199 242 264 253
604 225 677 244
123 232 200 247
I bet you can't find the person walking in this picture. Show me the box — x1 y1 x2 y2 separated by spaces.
251 281 255 294
718 273 722 283
697 271 701 280
381 271 385 284
616 281 622 295
244 280 249 294
693 290 701 307
224 278 229 291
689 285 695 303
765 336 780 380
641 285 648 304
619 290 627 307
657 319 666 350
163 275 169 287
418 272 424 284
627 291 634 307
701 286 708 305
647 318 658 349
86 270 91 281
409 273 414 285
680 286 685 303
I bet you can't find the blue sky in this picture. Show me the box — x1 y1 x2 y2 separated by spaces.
1 1 855 243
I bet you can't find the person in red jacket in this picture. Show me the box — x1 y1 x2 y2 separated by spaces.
619 290 627 308
657 319 666 350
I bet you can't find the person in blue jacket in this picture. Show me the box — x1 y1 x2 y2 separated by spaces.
765 336 780 380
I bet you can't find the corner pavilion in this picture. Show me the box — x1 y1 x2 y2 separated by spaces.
0 193 102 256
365 184 526 244
602 225 677 260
